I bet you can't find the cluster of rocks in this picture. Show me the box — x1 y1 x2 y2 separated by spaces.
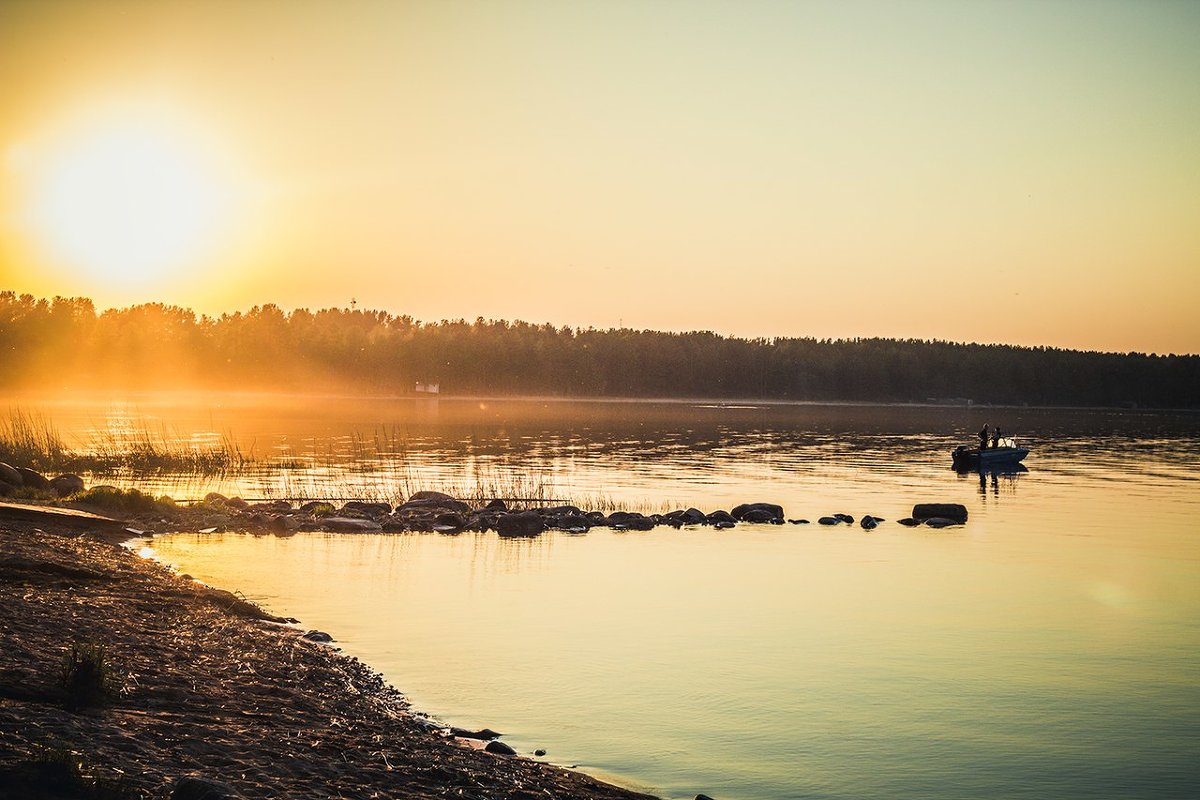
0 462 84 498
163 495 970 537
0 461 969 536
185 495 808 538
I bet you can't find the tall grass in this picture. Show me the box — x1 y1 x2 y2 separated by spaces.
0 408 245 475
0 408 69 469
2 409 615 509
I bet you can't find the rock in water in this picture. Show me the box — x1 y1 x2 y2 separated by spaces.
484 740 517 755
496 510 545 538
912 503 968 523
731 502 784 522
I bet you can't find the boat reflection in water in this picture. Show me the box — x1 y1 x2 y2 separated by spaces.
956 461 1029 496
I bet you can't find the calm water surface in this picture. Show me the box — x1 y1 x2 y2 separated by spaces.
19 395 1200 799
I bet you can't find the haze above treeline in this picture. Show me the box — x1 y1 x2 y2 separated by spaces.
2 292 1197 409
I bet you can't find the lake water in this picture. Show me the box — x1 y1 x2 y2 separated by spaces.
16 395 1200 799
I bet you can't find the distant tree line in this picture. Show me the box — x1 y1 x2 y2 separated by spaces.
2 291 1197 408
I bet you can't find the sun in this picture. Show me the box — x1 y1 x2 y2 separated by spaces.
29 117 235 288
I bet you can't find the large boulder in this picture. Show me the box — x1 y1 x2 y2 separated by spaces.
912 503 968 523
0 461 22 487
496 510 545 538
740 508 782 523
665 508 706 526
15 467 50 491
606 511 655 531
731 502 784 522
48 473 85 497
396 497 471 514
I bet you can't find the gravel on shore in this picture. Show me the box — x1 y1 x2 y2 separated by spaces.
0 519 657 800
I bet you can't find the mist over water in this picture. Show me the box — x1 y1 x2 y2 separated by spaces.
18 395 1200 799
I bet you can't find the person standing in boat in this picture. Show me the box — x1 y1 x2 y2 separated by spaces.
992 427 1002 448
979 424 989 451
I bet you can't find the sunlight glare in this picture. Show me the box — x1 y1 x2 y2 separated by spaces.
30 119 233 287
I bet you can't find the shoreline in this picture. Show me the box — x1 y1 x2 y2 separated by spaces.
0 517 658 799
5 387 1197 414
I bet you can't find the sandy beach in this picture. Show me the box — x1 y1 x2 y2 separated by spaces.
0 514 657 799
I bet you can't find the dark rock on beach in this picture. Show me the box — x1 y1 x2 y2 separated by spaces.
48 473 85 497
452 727 503 741
485 740 518 756
0 462 22 487
172 776 244 800
14 467 50 491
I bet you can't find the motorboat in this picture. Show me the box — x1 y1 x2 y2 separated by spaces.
952 438 1029 468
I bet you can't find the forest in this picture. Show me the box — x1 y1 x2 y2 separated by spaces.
2 292 1197 408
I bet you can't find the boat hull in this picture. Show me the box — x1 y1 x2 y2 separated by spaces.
952 446 1029 468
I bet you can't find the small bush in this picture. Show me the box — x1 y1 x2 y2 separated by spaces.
60 641 116 711
71 486 165 514
3 744 143 799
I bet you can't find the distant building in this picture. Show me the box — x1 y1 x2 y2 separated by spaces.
414 382 440 394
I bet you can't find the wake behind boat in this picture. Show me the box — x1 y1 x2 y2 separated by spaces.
953 438 1029 468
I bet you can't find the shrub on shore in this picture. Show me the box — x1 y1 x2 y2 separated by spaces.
59 641 118 712
71 486 171 514
0 744 140 800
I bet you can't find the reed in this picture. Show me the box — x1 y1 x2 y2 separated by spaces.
0 408 69 469
0 408 246 475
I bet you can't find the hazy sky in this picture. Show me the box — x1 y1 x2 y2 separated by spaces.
2 0 1197 354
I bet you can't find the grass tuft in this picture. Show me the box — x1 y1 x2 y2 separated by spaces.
71 486 169 514
59 641 117 712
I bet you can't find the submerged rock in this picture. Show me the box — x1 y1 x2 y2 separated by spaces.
320 516 383 532
818 516 841 525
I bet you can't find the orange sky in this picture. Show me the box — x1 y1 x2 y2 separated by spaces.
1 0 1197 354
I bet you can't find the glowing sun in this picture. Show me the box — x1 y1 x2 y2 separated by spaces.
30 119 235 286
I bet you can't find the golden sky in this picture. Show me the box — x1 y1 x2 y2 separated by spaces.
1 0 1197 354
